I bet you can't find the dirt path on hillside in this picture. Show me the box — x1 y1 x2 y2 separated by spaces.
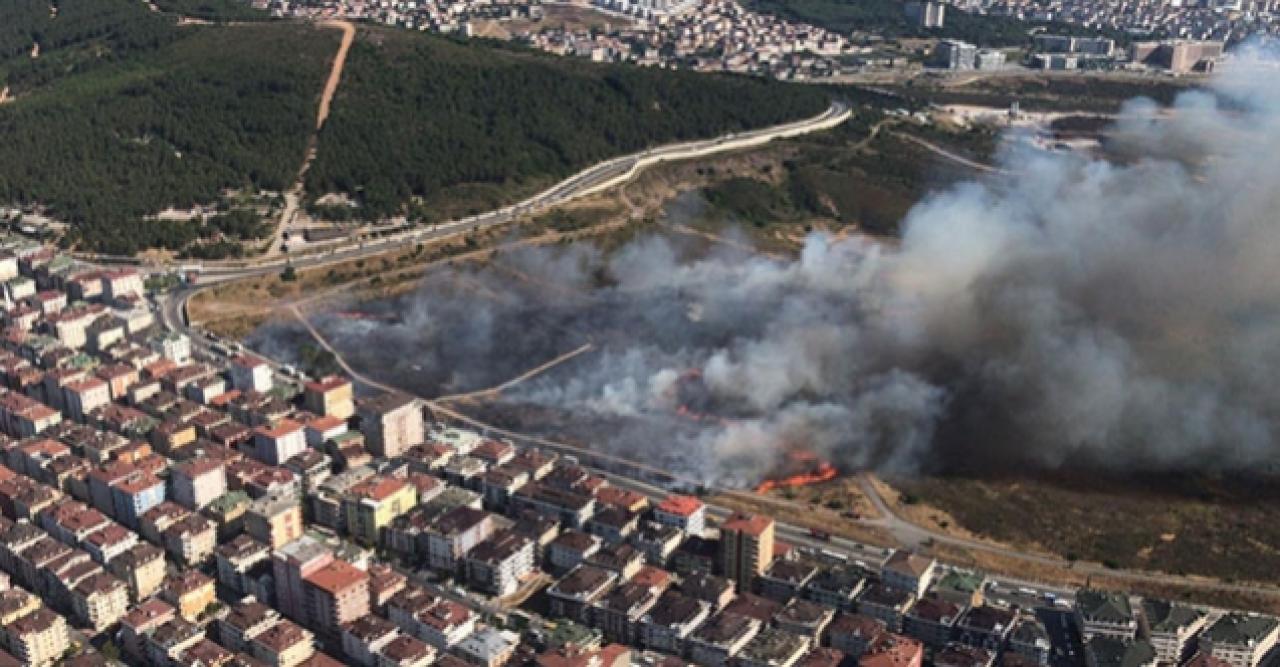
262 20 355 259
315 20 355 130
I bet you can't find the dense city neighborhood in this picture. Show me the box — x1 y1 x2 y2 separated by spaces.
253 0 1269 78
0 237 1264 667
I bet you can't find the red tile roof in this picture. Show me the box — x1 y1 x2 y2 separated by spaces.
656 494 703 517
304 559 368 595
721 511 773 536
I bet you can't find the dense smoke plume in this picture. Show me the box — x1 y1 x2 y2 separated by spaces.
292 52 1280 484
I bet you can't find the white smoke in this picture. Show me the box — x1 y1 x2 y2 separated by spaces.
507 51 1280 481
291 50 1280 484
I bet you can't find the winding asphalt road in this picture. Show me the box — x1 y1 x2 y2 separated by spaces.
98 100 853 286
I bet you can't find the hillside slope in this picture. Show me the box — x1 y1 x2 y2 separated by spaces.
305 29 831 221
0 0 337 253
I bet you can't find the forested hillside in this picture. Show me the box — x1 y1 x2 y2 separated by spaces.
0 4 830 252
0 0 180 93
306 30 831 221
0 0 336 253
152 0 270 21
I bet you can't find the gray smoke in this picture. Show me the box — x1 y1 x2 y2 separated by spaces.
291 51 1280 484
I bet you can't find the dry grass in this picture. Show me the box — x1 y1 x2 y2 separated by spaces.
926 541 1280 616
888 473 1280 587
710 479 892 548
189 192 645 338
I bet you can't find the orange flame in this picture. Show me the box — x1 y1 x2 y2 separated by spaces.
675 404 729 425
755 461 838 493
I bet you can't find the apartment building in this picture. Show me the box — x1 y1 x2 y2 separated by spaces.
144 617 205 667
249 618 316 667
107 541 166 602
773 599 834 644
273 535 335 626
735 627 812 667
162 569 217 622
1008 616 1053 666
342 614 401 667
246 493 304 549
119 598 175 663
230 355 274 394
108 469 165 530
357 392 424 458
881 551 938 599
902 596 964 650
861 633 924 667
1199 614 1280 667
593 579 664 644
1140 599 1207 665
170 459 227 510
253 419 307 466
1076 590 1138 642
719 512 775 591
687 611 762 667
758 559 819 603
62 378 109 423
638 589 710 654
856 584 916 633
343 475 417 546
378 634 437 667
69 570 129 631
954 605 1017 652
824 614 885 655
215 535 272 597
161 513 217 566
547 565 618 622
1084 637 1156 667
653 494 706 536
465 528 535 596
424 506 495 572
303 558 371 637
304 376 355 419
1 607 68 667
387 590 475 650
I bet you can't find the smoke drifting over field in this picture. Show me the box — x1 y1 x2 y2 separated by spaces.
299 53 1280 484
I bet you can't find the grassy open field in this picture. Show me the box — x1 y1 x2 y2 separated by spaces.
881 73 1198 113
888 472 1280 585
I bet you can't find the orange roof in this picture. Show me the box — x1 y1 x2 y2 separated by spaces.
631 565 671 590
721 512 773 537
656 494 703 517
596 486 648 511
115 472 163 495
349 476 409 502
306 415 346 432
122 598 175 630
256 418 303 440
65 378 107 393
304 559 368 594
232 355 268 369
305 375 350 393
144 359 178 379
20 438 67 458
209 390 242 408
860 634 923 667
